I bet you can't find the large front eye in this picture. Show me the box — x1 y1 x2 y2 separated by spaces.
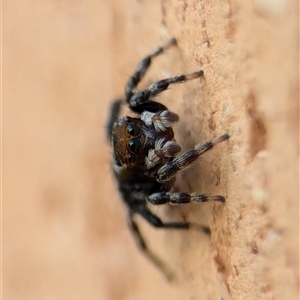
126 124 140 136
128 138 141 153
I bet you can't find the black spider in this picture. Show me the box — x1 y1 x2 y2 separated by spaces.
106 38 229 279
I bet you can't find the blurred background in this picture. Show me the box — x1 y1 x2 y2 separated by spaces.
3 0 299 299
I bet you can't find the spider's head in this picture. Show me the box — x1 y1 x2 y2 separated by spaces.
111 116 146 168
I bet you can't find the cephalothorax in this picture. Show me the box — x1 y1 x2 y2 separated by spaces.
106 38 229 279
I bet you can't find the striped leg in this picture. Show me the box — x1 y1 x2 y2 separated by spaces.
147 192 225 204
125 38 177 100
156 133 230 183
129 71 204 109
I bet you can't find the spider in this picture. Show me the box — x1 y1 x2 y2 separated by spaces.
106 38 229 279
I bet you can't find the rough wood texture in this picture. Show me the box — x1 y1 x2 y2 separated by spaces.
4 0 299 299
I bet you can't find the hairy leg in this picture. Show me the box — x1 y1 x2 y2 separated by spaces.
147 192 225 204
157 133 230 182
129 71 204 110
125 38 177 101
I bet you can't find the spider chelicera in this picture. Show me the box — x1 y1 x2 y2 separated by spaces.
106 38 229 279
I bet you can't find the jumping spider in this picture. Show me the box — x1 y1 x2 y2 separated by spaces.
106 38 229 279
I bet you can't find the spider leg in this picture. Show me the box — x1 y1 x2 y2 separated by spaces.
130 101 168 114
147 192 225 204
106 99 123 142
128 71 204 111
135 203 212 234
135 203 190 229
141 110 179 131
157 133 230 182
125 38 177 100
128 211 174 281
144 133 182 169
125 194 212 280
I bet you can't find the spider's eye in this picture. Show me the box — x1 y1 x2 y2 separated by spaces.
126 124 140 136
127 154 135 163
128 138 142 153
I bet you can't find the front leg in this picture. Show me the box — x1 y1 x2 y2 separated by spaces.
145 138 181 169
156 133 230 182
